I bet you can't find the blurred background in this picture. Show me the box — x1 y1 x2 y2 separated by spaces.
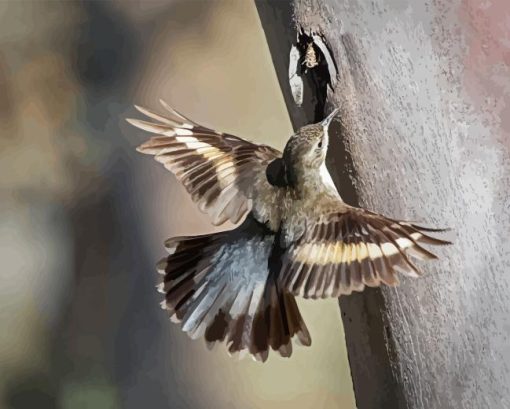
0 1 356 408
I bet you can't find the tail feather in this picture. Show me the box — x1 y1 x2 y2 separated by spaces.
158 217 311 362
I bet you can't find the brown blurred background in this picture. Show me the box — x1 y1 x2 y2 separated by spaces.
0 1 355 408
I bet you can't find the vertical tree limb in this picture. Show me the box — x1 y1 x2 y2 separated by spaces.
257 1 510 408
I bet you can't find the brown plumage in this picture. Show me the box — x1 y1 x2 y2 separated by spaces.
127 102 278 226
281 210 449 298
128 101 451 362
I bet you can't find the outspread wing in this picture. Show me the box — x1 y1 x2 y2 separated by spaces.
127 100 281 225
280 207 451 299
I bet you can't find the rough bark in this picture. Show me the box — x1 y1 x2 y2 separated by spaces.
257 1 510 408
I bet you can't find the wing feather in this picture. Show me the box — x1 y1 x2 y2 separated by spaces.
129 101 281 225
281 207 451 299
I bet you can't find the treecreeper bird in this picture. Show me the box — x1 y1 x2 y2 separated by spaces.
127 101 450 362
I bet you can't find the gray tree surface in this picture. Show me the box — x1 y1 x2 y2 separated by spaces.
257 1 510 408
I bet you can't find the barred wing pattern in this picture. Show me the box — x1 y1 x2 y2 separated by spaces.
128 101 281 225
280 208 451 299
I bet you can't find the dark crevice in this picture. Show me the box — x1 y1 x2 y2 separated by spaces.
292 29 333 122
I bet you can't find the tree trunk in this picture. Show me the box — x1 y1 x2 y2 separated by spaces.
256 1 510 408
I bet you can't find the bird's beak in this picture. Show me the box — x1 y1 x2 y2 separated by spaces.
321 107 340 128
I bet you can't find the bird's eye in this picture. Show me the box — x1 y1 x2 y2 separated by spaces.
317 140 323 149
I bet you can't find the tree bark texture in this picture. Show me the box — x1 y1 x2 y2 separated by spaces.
257 1 510 408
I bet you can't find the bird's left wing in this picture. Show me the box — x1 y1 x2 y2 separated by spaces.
279 207 451 299
127 101 281 225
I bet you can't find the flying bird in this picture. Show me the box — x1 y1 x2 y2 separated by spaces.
127 102 450 362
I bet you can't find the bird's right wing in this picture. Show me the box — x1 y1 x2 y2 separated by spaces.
280 207 451 299
128 101 281 225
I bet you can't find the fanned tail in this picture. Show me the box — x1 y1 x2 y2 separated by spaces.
158 216 311 361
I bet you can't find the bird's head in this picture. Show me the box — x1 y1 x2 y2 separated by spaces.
266 108 339 194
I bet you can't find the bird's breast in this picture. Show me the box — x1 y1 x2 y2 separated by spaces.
251 173 289 232
250 171 339 243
